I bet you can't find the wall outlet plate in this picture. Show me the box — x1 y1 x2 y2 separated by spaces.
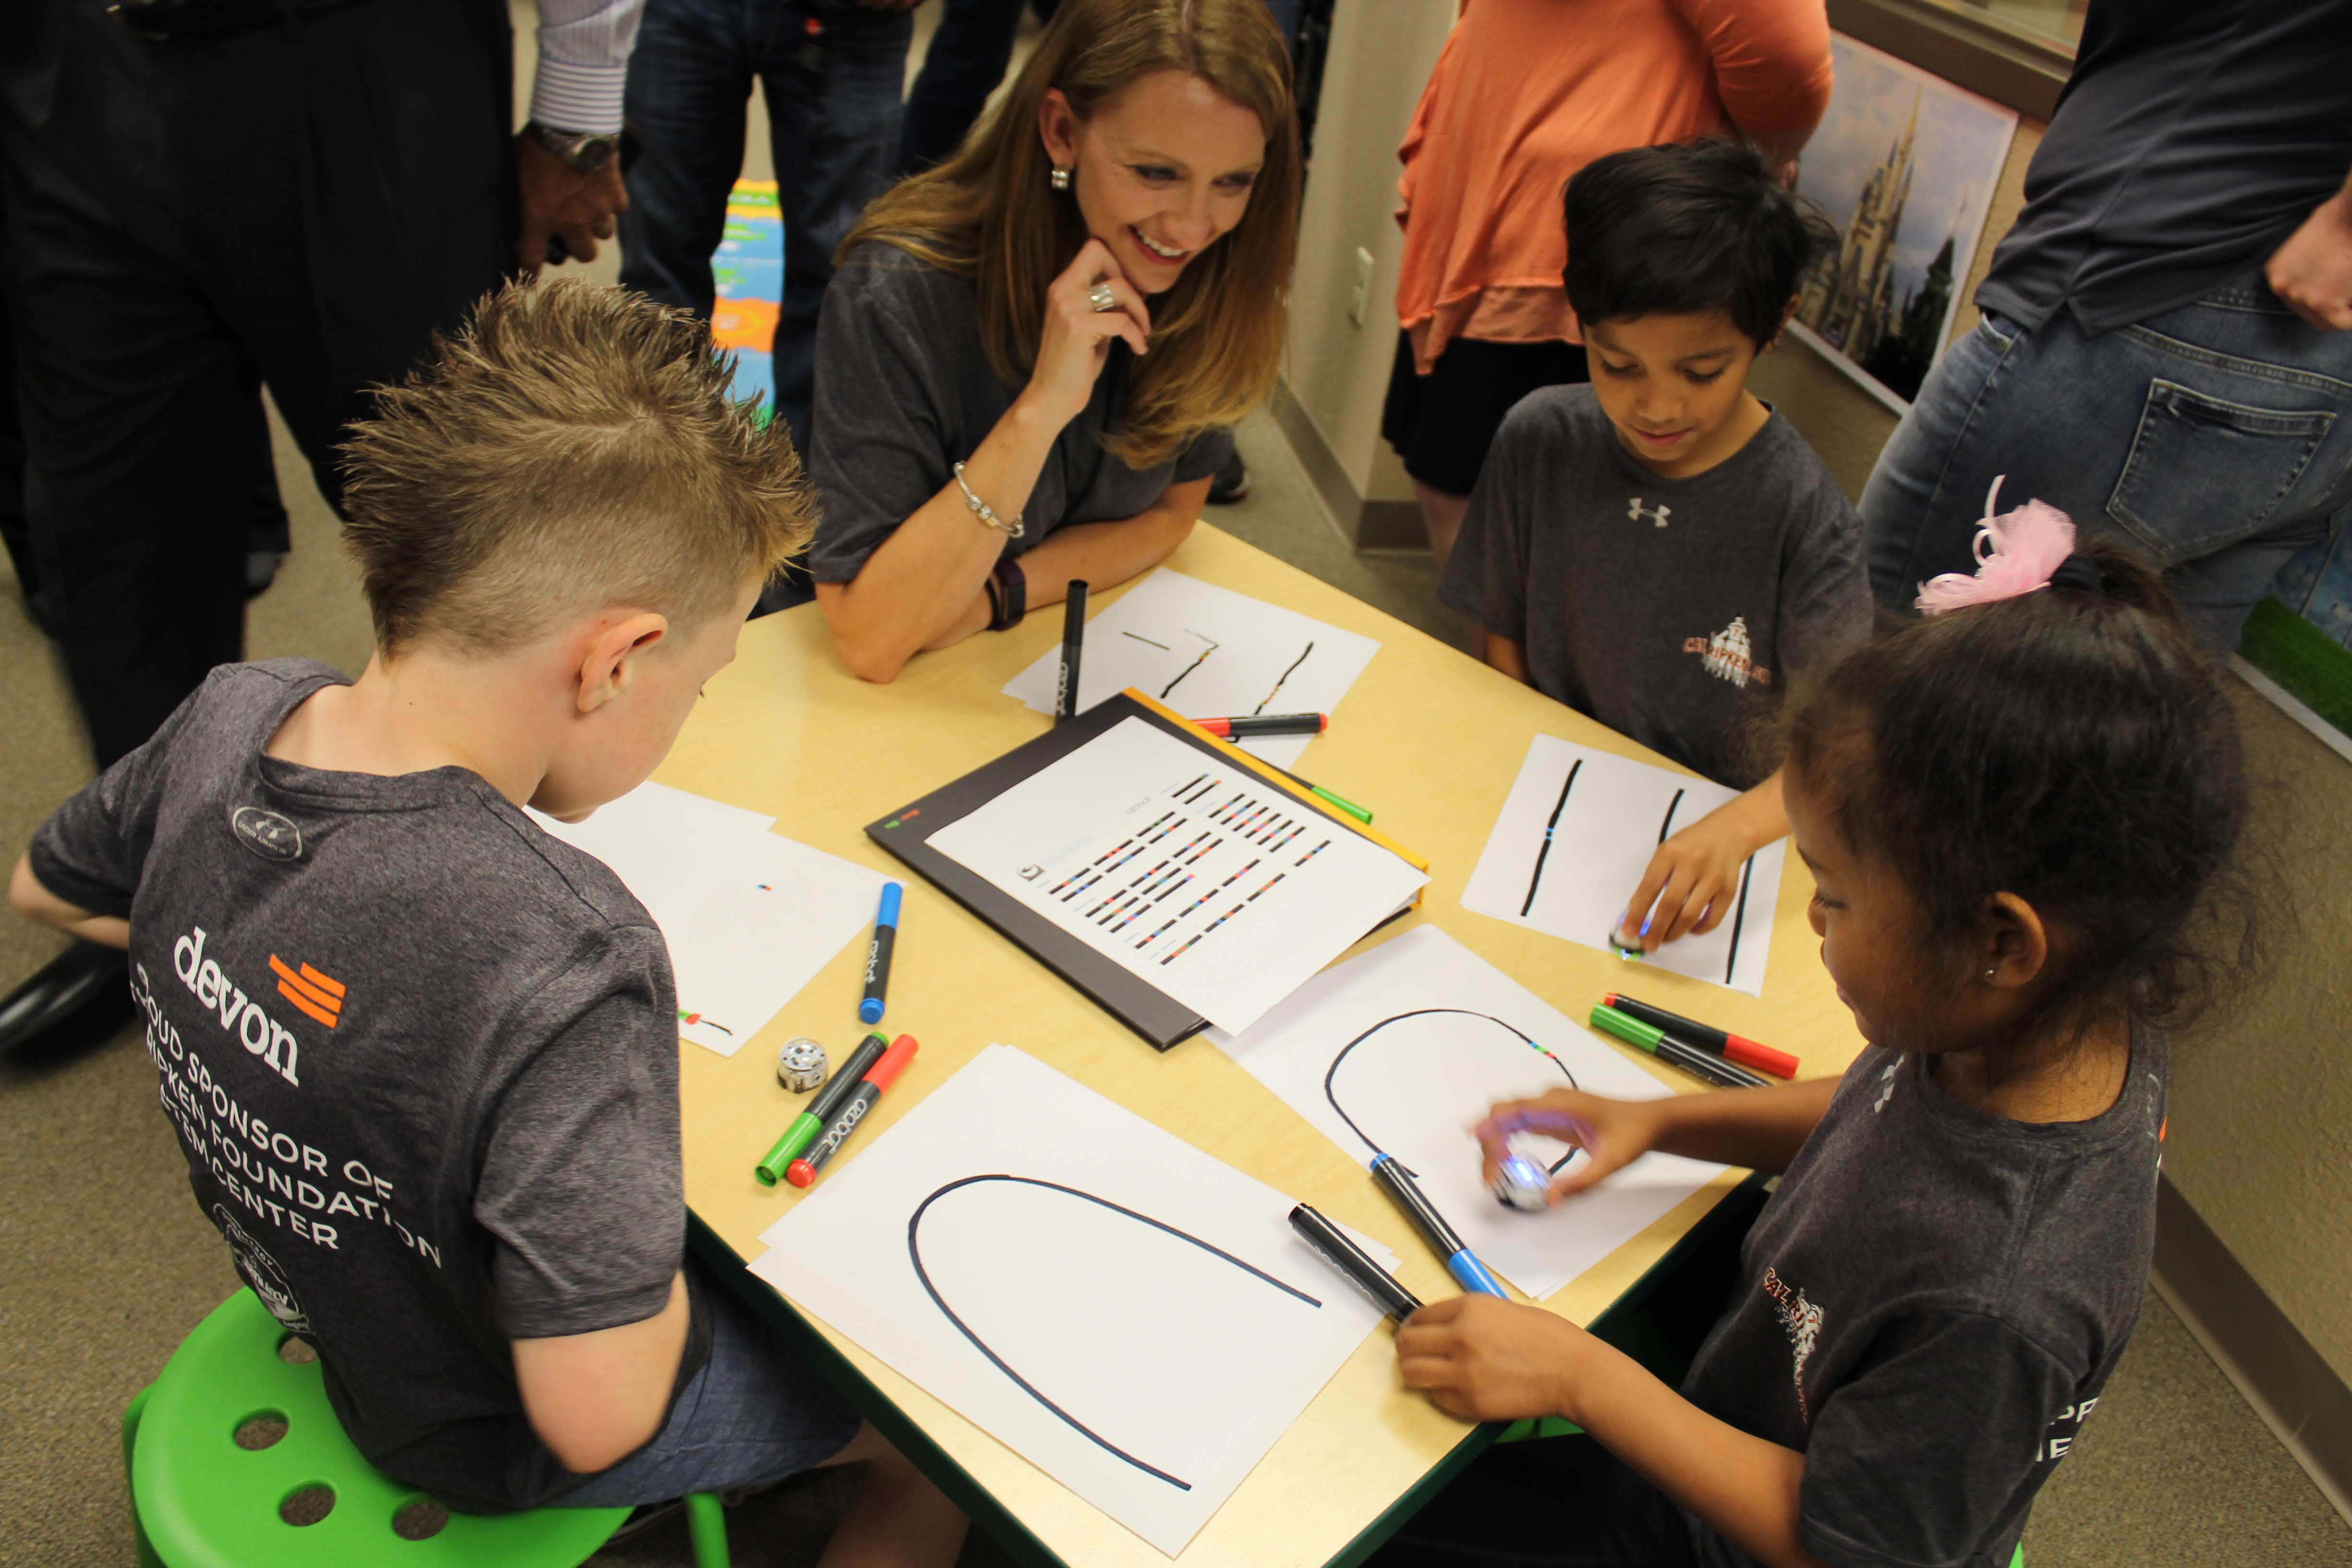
1348 246 1375 327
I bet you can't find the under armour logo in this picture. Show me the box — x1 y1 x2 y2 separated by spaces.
1627 498 1671 527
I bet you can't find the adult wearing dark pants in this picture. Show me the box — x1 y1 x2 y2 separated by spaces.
1860 0 2352 655
618 0 913 458
0 0 639 1059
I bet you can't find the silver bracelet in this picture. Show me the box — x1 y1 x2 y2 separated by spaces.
951 461 1025 539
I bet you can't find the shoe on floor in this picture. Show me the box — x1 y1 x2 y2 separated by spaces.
0 940 132 1064
1208 449 1249 505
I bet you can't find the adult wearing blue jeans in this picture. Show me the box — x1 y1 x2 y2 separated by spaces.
619 0 912 452
1860 0 2352 655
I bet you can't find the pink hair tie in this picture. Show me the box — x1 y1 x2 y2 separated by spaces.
1914 476 2078 616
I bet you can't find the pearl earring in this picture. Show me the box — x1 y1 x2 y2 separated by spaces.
1049 165 1071 192
1985 968 1998 981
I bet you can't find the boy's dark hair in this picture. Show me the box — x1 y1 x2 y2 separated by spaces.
1784 542 2256 1047
1563 140 1834 349
341 278 814 656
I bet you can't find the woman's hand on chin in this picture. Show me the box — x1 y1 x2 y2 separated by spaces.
1027 239 1153 427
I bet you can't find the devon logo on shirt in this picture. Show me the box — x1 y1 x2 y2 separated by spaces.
171 924 342 1089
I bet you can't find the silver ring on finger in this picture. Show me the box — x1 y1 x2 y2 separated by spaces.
1088 282 1118 313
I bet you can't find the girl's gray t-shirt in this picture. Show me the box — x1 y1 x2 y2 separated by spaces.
806 240 1232 584
1685 1033 2169 1568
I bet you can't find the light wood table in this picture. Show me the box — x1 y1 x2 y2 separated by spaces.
660 523 1865 1568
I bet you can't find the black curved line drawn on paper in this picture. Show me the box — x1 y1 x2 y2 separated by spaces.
1157 631 1221 699
1253 642 1315 713
906 1174 1323 1493
1656 788 1686 845
1322 1010 1581 1174
1723 857 1753 985
1519 759 1583 917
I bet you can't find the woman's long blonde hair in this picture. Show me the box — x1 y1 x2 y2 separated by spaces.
843 0 1299 470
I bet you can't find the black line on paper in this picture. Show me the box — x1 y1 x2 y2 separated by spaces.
1322 1010 1580 1169
1158 632 1221 699
1519 759 1584 918
1723 858 1753 985
1253 642 1315 714
1656 788 1686 845
1125 632 1172 651
908 1174 1321 1494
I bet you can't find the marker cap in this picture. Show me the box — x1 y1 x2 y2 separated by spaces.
877 882 903 925
865 1034 919 1088
858 997 885 1024
755 1116 821 1187
1588 1004 1662 1051
784 1157 817 1188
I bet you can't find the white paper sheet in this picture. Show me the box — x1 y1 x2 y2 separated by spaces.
1461 736 1785 997
530 782 888 1055
1210 926 1728 1300
1001 570 1380 767
926 717 1428 1034
750 1044 1389 1556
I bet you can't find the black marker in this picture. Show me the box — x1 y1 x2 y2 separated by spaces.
1056 581 1088 722
1289 1203 1423 1322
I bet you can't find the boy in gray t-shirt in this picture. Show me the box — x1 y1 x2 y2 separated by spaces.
1442 141 1867 961
9 283 966 1554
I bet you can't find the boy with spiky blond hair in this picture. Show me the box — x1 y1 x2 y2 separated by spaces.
11 280 966 1558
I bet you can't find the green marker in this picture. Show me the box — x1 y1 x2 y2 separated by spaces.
1307 784 1373 825
1270 762 1374 825
1588 1006 1766 1089
756 1032 888 1186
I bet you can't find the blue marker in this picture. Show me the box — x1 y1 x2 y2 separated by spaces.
859 882 903 1025
1369 1153 1508 1298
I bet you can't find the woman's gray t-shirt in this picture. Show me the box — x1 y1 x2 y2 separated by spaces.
807 240 1233 583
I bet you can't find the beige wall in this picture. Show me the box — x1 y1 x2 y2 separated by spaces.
2166 695 2352 1382
1282 0 1457 519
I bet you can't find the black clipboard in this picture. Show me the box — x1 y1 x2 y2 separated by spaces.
865 690 1428 1050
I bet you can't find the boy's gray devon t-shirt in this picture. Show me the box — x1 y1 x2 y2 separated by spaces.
1440 385 1868 787
1685 1033 2168 1568
806 240 1232 583
31 660 711 1512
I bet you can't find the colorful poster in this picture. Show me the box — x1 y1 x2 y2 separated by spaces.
1787 35 2018 411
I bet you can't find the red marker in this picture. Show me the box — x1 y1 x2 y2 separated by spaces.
1197 713 1327 739
1603 994 1798 1079
786 1034 919 1188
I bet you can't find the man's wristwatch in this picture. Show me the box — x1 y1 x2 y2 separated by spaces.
523 120 622 174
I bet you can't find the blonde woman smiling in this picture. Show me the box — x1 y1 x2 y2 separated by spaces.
806 0 1299 682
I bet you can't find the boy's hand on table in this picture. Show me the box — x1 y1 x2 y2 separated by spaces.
1618 771 1787 953
1475 1090 1662 1202
1395 1295 1605 1424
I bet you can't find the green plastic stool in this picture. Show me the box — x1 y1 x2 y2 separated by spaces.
122 1289 729 1568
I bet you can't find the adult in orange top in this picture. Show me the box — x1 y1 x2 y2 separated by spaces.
1383 0 1832 567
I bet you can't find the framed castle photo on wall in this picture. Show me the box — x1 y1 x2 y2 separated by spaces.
1787 34 2018 413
